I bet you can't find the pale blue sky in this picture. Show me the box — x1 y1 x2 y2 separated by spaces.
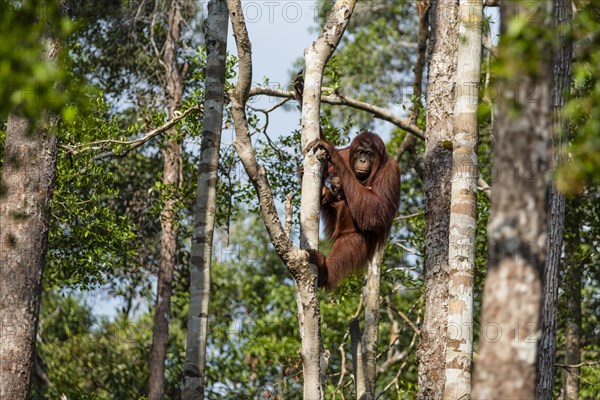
221 1 318 146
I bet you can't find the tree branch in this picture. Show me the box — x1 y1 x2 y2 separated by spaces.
60 104 202 159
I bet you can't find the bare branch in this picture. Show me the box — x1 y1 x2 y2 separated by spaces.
478 177 491 199
396 211 424 220
249 86 424 139
397 310 420 336
482 34 498 58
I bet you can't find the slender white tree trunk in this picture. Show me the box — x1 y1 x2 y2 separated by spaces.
183 1 228 398
362 247 383 399
444 1 482 398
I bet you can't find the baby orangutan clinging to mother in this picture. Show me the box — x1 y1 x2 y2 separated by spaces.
307 130 401 290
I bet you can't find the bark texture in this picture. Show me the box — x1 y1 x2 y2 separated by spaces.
417 1 458 398
148 1 184 398
536 0 572 398
0 39 60 400
183 1 228 398
362 247 383 399
444 1 482 398
471 1 553 398
350 319 367 399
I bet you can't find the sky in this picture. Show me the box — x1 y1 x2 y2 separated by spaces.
220 0 320 146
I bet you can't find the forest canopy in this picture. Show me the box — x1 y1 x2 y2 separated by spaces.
0 0 598 399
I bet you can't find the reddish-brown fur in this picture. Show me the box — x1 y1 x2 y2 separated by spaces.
308 131 401 290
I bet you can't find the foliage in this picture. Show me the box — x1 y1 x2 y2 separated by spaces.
32 291 151 400
206 217 301 398
46 92 138 288
555 190 600 397
32 291 188 399
0 0 77 119
557 1 600 192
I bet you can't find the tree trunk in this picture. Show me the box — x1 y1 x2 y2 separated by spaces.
148 1 184 399
362 247 384 399
350 319 367 400
471 1 553 398
183 1 228 398
536 0 572 398
561 213 582 400
0 36 60 400
297 1 357 398
417 1 458 399
0 114 58 400
444 1 482 398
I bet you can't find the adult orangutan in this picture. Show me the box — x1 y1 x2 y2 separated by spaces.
308 131 401 289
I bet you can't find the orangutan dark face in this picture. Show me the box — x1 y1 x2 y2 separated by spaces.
352 144 374 180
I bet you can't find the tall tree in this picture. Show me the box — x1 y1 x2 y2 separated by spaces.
417 0 458 398
536 0 573 398
0 108 59 400
183 0 228 398
444 0 482 398
0 1 70 397
148 1 185 398
0 38 61 400
299 2 358 398
471 1 554 398
561 217 582 400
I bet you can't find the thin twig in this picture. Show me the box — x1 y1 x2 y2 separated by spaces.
396 211 424 220
556 361 600 368
394 242 419 256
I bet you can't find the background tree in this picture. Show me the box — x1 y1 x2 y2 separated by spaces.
147 1 186 398
472 0 554 397
0 2 72 398
536 0 573 397
183 0 228 397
